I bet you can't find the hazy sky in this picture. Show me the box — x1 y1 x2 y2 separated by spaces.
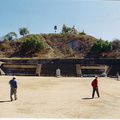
0 0 120 41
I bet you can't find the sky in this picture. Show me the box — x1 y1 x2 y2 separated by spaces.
0 0 120 41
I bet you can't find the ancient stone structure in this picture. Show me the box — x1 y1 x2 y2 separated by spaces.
70 25 78 34
0 58 120 77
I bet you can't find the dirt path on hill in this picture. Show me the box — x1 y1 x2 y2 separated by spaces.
0 76 120 119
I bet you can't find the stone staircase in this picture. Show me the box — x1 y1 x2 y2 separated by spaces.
1 64 37 76
79 65 108 77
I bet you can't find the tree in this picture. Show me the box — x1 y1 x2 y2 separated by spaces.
54 25 57 33
21 35 45 54
91 38 112 53
61 24 72 33
4 32 18 41
19 28 29 36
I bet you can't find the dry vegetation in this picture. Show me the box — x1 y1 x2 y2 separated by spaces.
0 33 120 58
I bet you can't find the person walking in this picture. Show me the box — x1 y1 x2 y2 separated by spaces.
9 76 18 101
91 76 100 98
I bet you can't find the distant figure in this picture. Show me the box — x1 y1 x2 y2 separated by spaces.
9 76 18 101
91 76 100 98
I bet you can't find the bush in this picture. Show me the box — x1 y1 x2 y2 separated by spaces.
91 39 112 53
21 35 45 54
79 30 86 35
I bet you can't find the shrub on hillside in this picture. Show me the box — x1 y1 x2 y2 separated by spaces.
21 35 45 54
91 39 112 53
79 30 86 35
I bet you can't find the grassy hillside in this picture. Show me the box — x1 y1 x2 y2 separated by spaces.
0 33 120 58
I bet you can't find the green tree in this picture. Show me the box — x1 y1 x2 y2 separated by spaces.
19 28 29 36
21 35 45 54
61 24 72 33
91 38 112 53
4 32 18 41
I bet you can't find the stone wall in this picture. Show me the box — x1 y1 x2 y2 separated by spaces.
1 58 120 65
0 58 120 76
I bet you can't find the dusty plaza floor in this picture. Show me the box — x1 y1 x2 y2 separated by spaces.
0 76 120 119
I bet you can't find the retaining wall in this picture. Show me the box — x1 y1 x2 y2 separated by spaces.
0 58 120 76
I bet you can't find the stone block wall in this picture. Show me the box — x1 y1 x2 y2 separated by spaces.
0 58 120 76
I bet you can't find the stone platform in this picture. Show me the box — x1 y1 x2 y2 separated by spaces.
0 58 120 77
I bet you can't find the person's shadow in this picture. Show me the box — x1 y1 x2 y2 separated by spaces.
0 100 11 103
82 97 99 100
82 98 93 100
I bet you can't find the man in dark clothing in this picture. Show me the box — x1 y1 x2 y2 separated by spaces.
91 76 100 98
9 76 18 101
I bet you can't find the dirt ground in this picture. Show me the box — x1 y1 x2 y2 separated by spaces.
0 76 120 119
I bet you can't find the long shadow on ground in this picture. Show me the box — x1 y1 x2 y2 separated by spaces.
82 97 99 100
0 100 11 103
82 98 93 100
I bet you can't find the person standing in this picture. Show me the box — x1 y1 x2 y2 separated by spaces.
9 76 18 101
91 76 100 98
